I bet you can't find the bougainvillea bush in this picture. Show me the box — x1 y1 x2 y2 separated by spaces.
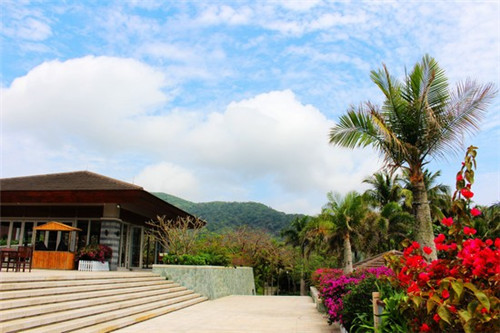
315 266 394 327
387 146 500 332
77 244 112 263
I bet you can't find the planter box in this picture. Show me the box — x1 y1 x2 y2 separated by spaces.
78 260 110 271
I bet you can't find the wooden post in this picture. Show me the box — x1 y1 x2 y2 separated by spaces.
372 292 382 329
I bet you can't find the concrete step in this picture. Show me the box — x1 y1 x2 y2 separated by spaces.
0 271 159 284
1 290 200 332
0 283 183 311
0 276 167 292
0 286 190 322
19 294 207 333
70 296 207 333
1 278 171 300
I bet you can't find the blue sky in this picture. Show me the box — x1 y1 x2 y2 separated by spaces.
1 0 499 214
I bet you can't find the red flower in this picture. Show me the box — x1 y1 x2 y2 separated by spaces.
456 174 464 181
449 305 457 313
470 207 481 216
442 289 450 299
481 307 489 314
495 238 500 248
418 272 430 283
464 227 477 236
412 241 421 249
420 323 431 332
423 246 432 255
461 188 474 199
433 314 440 323
434 234 446 244
441 217 454 227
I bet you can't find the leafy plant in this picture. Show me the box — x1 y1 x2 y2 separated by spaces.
162 253 229 266
77 244 112 263
386 146 500 332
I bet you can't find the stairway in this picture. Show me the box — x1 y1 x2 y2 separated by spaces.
0 271 207 332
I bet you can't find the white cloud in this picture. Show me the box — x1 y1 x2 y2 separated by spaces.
135 162 200 198
2 57 382 214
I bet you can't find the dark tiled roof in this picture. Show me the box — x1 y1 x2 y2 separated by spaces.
0 171 143 191
353 250 403 270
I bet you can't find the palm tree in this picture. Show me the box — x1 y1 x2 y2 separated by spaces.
329 55 496 259
281 216 310 295
321 191 367 273
363 171 411 209
402 169 451 223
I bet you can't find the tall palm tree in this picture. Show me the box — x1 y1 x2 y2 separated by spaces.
329 55 496 259
281 216 310 295
363 171 411 209
321 191 367 273
402 169 451 223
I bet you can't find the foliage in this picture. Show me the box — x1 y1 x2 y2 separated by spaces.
315 266 394 326
386 146 500 332
154 192 302 235
329 54 497 259
162 252 229 266
77 244 112 263
146 215 205 256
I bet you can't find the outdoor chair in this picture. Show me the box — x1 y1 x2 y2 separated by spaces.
16 246 33 272
0 250 19 272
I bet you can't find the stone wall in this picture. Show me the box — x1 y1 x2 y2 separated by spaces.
152 265 256 300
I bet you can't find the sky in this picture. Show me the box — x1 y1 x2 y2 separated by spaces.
1 0 499 215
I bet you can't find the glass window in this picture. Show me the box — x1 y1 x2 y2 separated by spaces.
0 222 10 247
77 220 89 250
23 222 35 246
10 222 22 246
89 220 101 245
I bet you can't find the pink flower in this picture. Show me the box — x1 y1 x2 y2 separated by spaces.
464 227 477 236
423 246 432 255
471 207 482 217
441 217 454 227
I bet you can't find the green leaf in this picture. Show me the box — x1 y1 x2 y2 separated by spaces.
451 281 463 299
438 306 451 324
463 282 478 293
411 296 422 308
427 299 436 313
474 291 490 311
458 310 472 323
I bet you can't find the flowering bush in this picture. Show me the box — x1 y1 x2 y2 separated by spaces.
387 146 500 332
315 266 394 325
77 244 112 263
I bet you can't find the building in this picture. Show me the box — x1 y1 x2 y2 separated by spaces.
0 171 196 270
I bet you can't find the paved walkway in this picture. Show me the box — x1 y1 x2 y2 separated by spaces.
115 295 340 333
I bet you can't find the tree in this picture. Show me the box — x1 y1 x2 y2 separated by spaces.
146 215 205 255
362 171 411 209
281 216 310 295
329 55 496 259
321 191 368 273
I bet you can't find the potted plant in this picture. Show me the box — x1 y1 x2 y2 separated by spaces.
77 244 112 271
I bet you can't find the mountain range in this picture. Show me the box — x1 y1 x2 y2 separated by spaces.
153 193 303 235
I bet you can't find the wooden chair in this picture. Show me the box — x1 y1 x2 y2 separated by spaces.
0 250 19 272
16 246 33 272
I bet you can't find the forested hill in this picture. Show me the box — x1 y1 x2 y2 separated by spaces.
153 193 303 235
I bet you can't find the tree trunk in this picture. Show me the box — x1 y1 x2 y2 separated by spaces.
300 252 306 296
412 178 437 260
343 233 353 274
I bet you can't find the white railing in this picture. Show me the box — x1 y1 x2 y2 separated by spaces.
78 260 110 271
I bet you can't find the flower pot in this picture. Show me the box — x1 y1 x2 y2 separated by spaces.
78 260 110 271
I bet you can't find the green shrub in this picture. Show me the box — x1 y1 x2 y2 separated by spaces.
162 253 229 266
341 276 379 331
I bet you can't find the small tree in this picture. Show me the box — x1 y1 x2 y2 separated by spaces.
146 215 205 255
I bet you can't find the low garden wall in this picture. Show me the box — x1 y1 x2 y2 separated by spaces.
152 264 256 300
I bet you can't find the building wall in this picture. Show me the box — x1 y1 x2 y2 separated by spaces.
99 220 121 271
153 265 255 299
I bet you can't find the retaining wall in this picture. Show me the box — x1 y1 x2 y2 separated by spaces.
152 265 256 300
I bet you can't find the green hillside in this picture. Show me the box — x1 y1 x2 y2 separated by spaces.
153 193 303 235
